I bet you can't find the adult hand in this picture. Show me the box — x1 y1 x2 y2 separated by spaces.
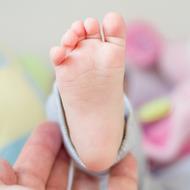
0 122 138 190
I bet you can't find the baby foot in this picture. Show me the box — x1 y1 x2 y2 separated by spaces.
50 12 126 172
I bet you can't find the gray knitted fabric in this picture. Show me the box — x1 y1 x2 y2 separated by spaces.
46 84 136 189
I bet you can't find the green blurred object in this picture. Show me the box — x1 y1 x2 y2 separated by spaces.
18 54 53 97
138 98 171 123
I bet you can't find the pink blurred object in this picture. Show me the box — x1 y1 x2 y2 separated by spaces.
159 41 190 85
143 117 172 162
126 22 169 107
142 82 190 163
126 20 190 174
126 21 163 68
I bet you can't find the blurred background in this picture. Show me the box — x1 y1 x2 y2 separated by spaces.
0 0 190 189
1 0 190 55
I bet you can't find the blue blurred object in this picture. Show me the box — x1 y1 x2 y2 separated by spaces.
0 136 28 165
0 53 8 67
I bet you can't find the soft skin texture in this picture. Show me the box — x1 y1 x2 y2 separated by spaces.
50 12 126 172
0 122 138 190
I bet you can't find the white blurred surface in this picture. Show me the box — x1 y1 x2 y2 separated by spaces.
0 0 190 56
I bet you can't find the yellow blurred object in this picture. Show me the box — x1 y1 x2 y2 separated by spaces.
138 98 171 123
0 65 45 148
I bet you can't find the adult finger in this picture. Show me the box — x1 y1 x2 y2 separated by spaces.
72 169 99 190
14 122 62 189
0 159 17 185
46 146 70 190
108 153 138 190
